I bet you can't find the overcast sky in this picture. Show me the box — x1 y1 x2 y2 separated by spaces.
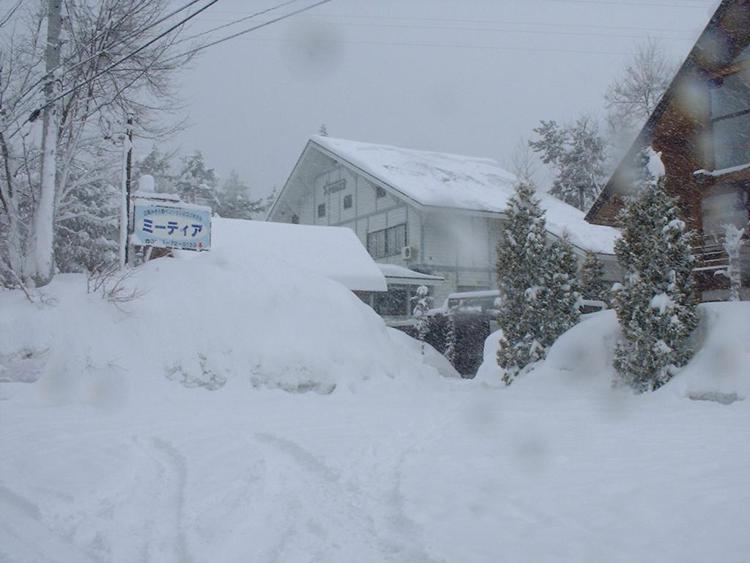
161 0 721 197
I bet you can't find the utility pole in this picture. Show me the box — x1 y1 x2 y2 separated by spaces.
29 0 62 286
119 115 134 268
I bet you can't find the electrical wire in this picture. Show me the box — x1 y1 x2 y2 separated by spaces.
4 0 222 140
174 0 303 45
160 0 331 64
10 0 208 112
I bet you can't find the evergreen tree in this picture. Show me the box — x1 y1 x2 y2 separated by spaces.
581 251 609 304
319 123 329 136
176 151 219 208
541 234 581 348
495 181 549 384
135 145 176 193
613 169 698 392
530 116 606 211
215 170 264 220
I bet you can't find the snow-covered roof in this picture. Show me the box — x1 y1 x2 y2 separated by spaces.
311 136 619 254
378 264 444 284
212 218 387 292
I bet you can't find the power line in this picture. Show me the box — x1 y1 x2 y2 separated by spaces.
5 0 222 140
161 0 332 64
227 35 637 57
202 18 696 43
10 0 208 113
175 0 304 45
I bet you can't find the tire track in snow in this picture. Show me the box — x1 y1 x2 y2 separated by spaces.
121 436 191 563
254 432 443 563
0 483 99 563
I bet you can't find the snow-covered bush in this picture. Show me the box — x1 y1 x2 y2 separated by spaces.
411 285 432 346
613 166 698 392
719 223 746 302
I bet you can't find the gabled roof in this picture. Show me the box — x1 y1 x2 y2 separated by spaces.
586 0 749 223
212 217 387 292
300 136 619 254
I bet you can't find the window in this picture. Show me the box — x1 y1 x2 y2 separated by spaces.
367 224 407 259
343 194 353 209
375 186 387 199
317 203 326 218
373 287 409 317
710 67 750 169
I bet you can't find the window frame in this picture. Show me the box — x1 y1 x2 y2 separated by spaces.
366 224 407 259
317 203 326 218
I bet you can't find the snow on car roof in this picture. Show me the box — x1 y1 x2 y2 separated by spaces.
311 135 619 254
212 217 387 292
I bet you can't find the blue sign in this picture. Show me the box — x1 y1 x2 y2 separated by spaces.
131 201 211 251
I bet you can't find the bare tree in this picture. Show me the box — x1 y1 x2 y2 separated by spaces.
505 137 540 187
605 38 674 154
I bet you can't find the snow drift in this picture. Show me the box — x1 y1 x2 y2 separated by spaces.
0 247 438 402
476 303 750 401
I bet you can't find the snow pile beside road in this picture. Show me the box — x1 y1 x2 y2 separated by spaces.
0 249 436 401
475 304 750 402
670 302 750 403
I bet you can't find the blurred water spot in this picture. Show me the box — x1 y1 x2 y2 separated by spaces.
281 21 344 80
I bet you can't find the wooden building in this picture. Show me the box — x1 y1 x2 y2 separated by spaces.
268 136 620 320
586 0 750 300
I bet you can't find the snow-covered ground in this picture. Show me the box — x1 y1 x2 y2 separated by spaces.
1 253 749 562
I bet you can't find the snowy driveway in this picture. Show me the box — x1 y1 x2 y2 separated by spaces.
2 379 749 563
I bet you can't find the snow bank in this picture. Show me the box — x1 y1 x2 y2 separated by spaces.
387 327 460 379
475 304 750 402
475 311 620 390
0 247 435 402
670 302 750 403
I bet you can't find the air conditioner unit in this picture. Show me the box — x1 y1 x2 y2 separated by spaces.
401 246 415 260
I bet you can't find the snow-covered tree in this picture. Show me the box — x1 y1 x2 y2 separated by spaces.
495 181 549 384
720 223 747 302
529 116 606 211
612 157 698 392
319 123 329 137
541 234 580 347
411 285 433 348
176 152 219 208
0 0 193 287
135 146 176 194
581 252 609 304
215 170 264 220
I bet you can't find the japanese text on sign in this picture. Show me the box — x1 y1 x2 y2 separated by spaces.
131 201 211 251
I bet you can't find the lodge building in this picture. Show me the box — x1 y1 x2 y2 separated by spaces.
586 0 750 301
268 136 620 320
